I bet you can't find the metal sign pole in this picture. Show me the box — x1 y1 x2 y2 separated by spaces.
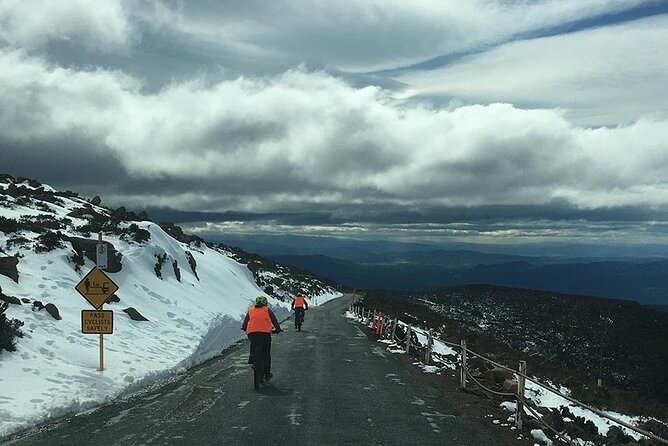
98 232 104 372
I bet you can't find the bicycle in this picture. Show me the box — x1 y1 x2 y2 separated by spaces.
252 344 266 390
251 329 281 389
294 307 305 331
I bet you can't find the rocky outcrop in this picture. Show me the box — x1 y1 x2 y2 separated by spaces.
172 260 181 282
154 253 167 279
0 256 19 283
0 290 21 305
185 251 199 280
67 237 122 273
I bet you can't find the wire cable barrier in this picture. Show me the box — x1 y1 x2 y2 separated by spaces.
349 305 668 446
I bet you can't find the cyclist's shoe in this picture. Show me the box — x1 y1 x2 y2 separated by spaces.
265 372 273 381
248 355 254 364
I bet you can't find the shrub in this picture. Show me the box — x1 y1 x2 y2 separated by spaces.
0 217 19 234
35 231 65 253
0 302 24 354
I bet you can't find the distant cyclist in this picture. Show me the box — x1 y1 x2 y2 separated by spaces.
241 296 282 381
291 293 309 329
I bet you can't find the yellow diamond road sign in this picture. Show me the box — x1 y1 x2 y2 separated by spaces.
75 267 119 310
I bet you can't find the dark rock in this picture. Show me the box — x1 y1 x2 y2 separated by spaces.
172 260 181 282
66 207 99 218
107 294 120 303
154 253 167 279
21 298 31 304
0 256 19 283
186 251 199 280
123 307 149 321
66 237 123 273
45 303 61 320
113 206 127 218
90 196 102 206
0 293 21 305
137 211 150 221
32 301 44 311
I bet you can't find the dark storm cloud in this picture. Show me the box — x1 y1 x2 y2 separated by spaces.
0 136 129 190
144 201 668 227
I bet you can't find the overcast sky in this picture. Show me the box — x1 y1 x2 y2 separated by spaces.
1 0 667 246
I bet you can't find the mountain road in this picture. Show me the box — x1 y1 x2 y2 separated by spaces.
2 295 526 446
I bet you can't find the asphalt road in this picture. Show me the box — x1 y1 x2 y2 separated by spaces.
2 295 519 446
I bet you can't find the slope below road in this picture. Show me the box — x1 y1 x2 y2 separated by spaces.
2 295 525 446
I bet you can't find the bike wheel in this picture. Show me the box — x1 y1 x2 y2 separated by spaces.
253 347 264 389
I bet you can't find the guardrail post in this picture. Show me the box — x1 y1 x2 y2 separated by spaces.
391 318 398 341
380 316 386 338
516 360 526 430
425 329 433 364
406 325 412 353
460 340 467 389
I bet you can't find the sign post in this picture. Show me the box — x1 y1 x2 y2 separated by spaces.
75 233 119 371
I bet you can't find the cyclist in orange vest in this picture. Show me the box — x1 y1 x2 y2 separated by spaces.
241 295 282 381
291 293 309 329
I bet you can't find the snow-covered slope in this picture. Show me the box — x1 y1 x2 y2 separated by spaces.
0 175 341 437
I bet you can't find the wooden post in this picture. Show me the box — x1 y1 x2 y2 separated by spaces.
97 232 104 372
379 316 385 338
425 329 433 364
460 340 467 389
516 360 527 430
406 325 412 353
391 318 398 342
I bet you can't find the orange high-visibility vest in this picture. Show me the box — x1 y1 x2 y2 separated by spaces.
245 306 273 334
294 296 305 308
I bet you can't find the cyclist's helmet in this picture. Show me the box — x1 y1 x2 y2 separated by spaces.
255 295 268 306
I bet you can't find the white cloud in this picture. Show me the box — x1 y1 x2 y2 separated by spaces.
0 0 135 51
1 48 668 215
398 15 668 126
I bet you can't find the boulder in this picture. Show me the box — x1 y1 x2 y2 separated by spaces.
0 256 19 283
90 195 102 206
123 307 149 321
45 303 61 320
107 294 120 303
501 378 517 393
482 367 514 384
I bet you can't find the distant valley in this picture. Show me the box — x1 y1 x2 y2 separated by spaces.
212 234 668 306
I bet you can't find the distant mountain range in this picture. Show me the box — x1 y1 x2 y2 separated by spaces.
212 234 668 305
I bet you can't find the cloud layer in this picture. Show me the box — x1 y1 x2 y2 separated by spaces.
1 0 667 243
